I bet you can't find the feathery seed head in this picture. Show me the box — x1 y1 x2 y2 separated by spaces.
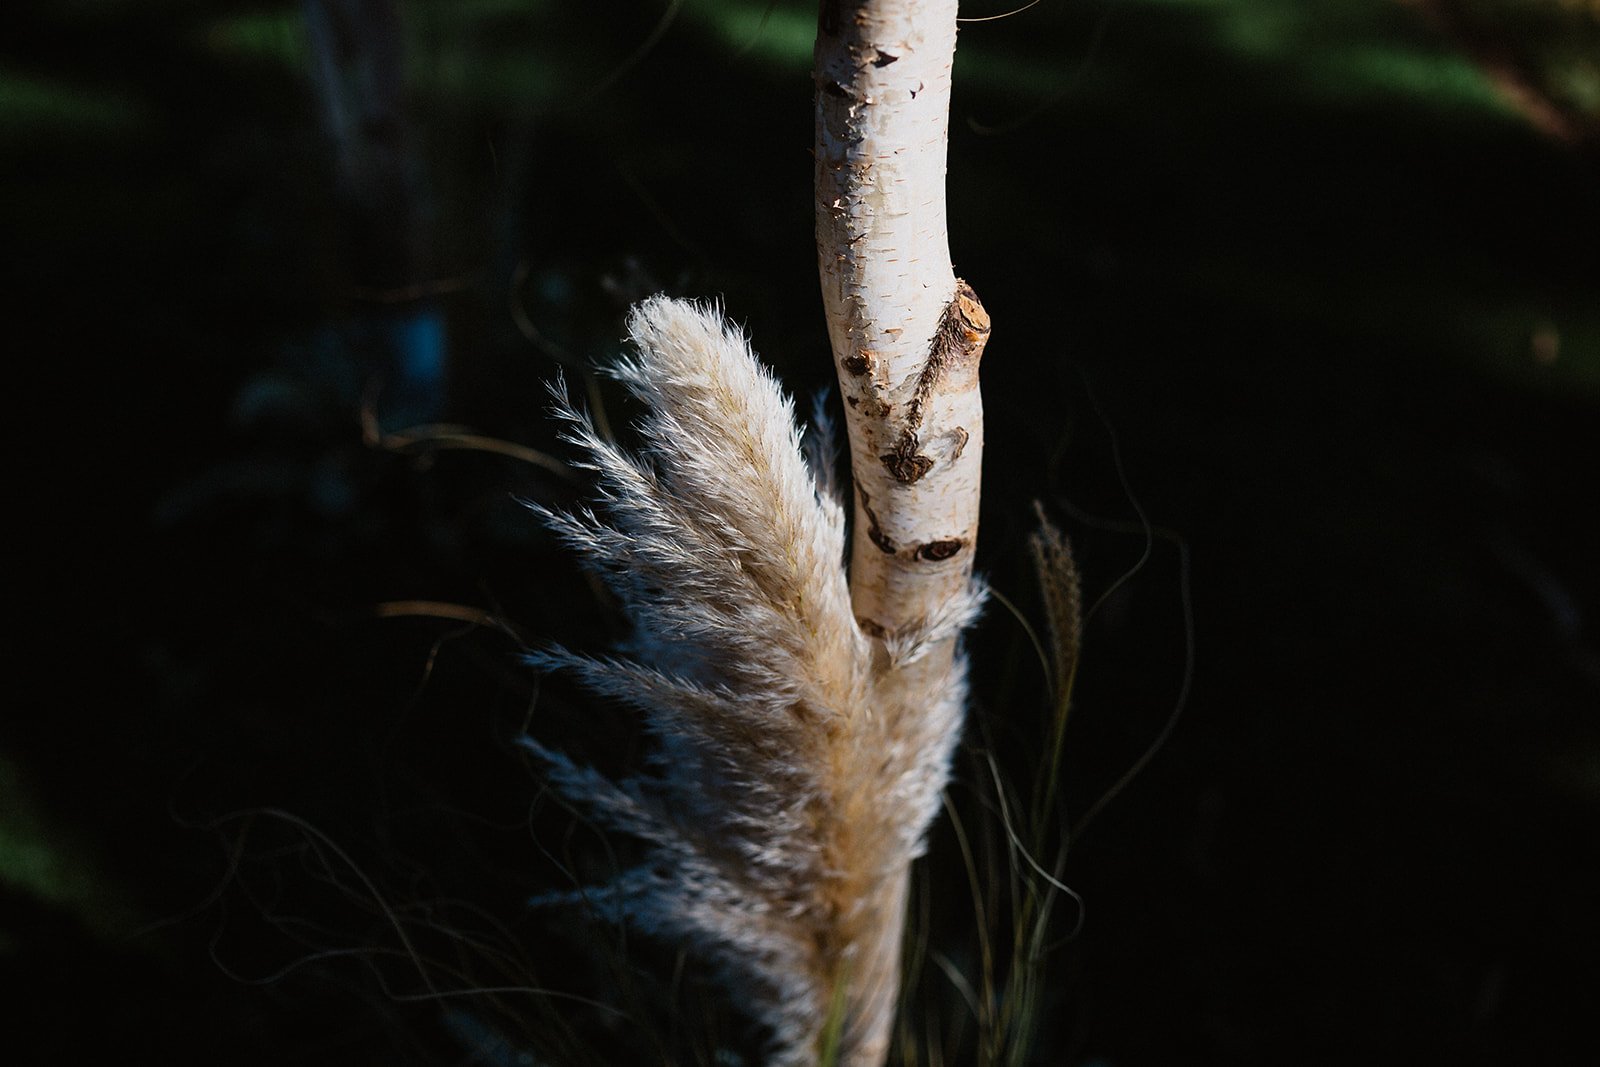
524 297 981 1063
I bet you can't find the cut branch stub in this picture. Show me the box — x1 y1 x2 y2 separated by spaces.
879 280 989 486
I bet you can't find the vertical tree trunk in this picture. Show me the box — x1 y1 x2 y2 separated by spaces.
815 0 987 645
814 2 987 1062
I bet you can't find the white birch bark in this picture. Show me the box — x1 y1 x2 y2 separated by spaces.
816 0 987 645
815 1 988 1062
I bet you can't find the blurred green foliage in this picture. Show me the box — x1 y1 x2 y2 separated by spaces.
0 753 134 947
0 68 148 137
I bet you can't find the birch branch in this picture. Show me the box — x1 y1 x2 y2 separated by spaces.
816 0 988 651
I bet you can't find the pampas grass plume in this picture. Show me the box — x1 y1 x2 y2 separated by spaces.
522 297 983 1065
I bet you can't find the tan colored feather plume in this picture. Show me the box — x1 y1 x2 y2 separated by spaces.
524 297 983 1065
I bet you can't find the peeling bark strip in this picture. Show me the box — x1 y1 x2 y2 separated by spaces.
813 1 984 1064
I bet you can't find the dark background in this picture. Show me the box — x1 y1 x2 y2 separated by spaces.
5 0 1598 1063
